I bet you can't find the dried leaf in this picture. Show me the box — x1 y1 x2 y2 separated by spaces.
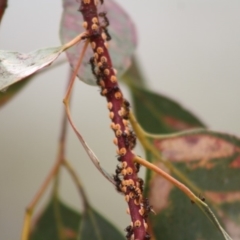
60 0 137 85
66 105 115 185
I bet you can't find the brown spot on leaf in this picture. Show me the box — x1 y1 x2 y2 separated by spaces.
154 134 239 163
205 191 240 204
149 163 173 213
230 156 240 168
64 228 77 239
162 116 197 130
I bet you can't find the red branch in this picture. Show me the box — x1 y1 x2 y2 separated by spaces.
0 0 7 24
79 1 150 239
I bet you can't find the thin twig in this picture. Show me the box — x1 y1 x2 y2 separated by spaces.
21 155 62 240
129 110 202 194
134 156 196 201
63 41 89 104
20 66 79 240
61 32 88 51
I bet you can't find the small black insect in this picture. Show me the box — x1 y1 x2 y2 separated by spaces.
107 85 119 95
142 198 153 219
99 11 109 28
103 28 111 41
144 233 151 240
137 178 144 192
89 57 97 78
117 156 122 162
113 174 122 193
135 162 140 173
125 225 134 240
198 193 205 202
115 165 122 175
123 99 130 108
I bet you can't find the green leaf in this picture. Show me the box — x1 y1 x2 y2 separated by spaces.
0 77 31 108
131 86 205 134
149 129 240 239
60 0 137 85
122 57 146 88
30 198 81 240
0 46 63 92
79 208 125 240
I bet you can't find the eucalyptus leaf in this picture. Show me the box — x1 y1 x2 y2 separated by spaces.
79 208 125 240
131 86 205 134
30 198 81 240
149 129 240 239
60 0 137 85
0 47 63 92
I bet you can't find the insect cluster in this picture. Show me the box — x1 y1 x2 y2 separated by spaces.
80 1 152 239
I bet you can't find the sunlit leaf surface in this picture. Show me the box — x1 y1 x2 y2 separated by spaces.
60 0 137 85
0 47 63 92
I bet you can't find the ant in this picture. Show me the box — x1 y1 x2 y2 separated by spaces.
128 130 136 149
115 165 123 175
98 61 109 72
127 185 141 200
89 57 97 78
198 193 205 202
99 12 109 28
144 233 151 240
98 12 111 41
125 225 134 239
123 99 130 109
122 132 130 147
107 85 120 95
103 28 111 41
136 178 144 192
134 162 140 173
142 198 153 219
113 173 122 193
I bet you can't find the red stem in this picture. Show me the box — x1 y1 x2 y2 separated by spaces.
0 0 7 24
79 1 149 239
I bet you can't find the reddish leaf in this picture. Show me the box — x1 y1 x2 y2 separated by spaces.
149 129 240 239
60 0 137 85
